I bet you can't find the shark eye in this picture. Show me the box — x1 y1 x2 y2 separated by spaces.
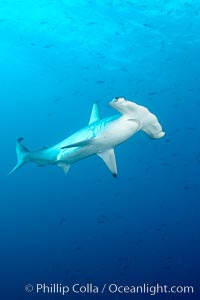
113 97 122 102
113 97 124 103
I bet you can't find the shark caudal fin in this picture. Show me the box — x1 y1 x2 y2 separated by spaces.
8 138 30 176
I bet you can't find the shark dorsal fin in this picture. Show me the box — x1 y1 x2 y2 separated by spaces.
97 149 117 177
89 103 101 124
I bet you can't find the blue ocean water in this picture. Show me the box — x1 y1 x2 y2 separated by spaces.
0 0 200 299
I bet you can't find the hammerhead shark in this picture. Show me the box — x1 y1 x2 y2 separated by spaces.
8 97 165 177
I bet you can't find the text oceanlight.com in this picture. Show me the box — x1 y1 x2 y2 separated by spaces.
25 283 194 296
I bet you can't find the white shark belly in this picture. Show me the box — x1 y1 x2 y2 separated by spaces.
95 116 140 148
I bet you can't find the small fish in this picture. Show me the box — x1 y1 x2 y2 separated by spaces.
148 91 157 96
59 217 66 225
97 214 107 224
184 185 189 190
155 228 161 231
122 265 129 271
143 23 153 28
87 22 96 25
54 97 63 103
161 162 169 166
163 266 170 270
40 21 48 25
96 80 105 84
43 43 54 48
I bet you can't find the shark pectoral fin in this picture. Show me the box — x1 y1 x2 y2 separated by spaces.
57 162 70 175
89 103 101 124
61 138 94 149
97 149 117 177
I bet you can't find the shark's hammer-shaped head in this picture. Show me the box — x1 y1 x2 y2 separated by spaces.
109 97 165 139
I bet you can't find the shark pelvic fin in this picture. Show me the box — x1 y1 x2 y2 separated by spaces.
97 149 117 177
61 138 94 149
57 162 70 174
89 103 101 124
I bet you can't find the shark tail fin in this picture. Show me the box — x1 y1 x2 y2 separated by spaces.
8 138 30 176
